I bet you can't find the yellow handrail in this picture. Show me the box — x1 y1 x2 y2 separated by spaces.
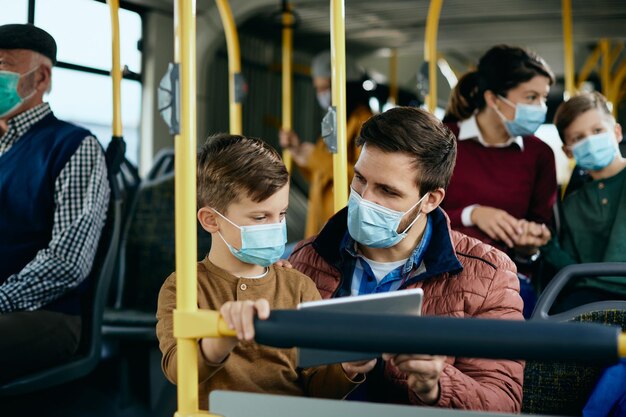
610 59 626 116
561 0 575 99
173 0 200 414
389 48 398 106
330 0 349 213
576 44 601 89
424 0 443 113
282 2 294 173
108 0 123 137
216 0 243 135
601 39 611 98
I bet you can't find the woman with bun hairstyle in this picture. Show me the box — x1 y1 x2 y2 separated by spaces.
442 45 557 265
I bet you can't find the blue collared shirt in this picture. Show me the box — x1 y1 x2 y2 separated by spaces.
342 215 433 296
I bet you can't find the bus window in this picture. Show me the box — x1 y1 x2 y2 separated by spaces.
1 1 28 24
33 0 143 164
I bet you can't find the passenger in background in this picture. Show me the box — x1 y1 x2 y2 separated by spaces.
156 134 368 411
0 24 110 383
534 92 626 312
442 45 557 263
279 50 373 238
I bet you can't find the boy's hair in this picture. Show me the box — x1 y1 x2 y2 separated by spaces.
356 106 457 193
197 134 288 212
554 92 613 143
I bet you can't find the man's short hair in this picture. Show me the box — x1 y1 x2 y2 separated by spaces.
0 24 57 65
197 134 289 212
356 107 457 194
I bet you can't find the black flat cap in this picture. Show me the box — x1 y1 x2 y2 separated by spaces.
0 24 57 65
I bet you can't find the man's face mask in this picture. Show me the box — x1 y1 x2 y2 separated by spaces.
571 131 617 171
0 67 38 118
316 89 331 110
496 95 547 137
213 209 287 267
347 188 428 249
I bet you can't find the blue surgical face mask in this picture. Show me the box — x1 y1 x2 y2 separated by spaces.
317 89 331 110
0 67 38 118
213 209 287 267
496 95 547 137
347 188 428 249
571 131 617 171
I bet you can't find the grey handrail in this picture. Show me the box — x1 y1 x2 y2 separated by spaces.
532 262 626 320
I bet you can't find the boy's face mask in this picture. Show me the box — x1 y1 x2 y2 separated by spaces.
347 188 428 249
213 209 287 267
0 67 38 118
496 95 547 137
571 131 617 171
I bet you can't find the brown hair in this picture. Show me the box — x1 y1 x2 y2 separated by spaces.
197 134 288 212
444 45 555 122
554 92 613 143
357 106 457 193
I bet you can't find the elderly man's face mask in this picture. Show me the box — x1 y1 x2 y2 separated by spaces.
0 66 38 118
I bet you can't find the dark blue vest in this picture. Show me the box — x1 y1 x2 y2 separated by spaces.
0 113 91 312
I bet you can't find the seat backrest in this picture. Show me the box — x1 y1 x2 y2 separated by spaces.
523 308 626 415
121 174 212 313
146 147 175 181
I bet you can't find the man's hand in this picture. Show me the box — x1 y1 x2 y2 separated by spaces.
200 299 270 364
341 358 377 380
383 353 446 404
278 129 314 166
471 206 522 248
273 259 293 269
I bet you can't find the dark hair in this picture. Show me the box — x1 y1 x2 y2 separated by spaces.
445 45 555 122
554 92 613 143
356 107 457 193
197 134 288 211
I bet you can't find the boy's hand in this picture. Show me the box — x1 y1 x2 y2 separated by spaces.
200 299 270 364
341 358 377 380
220 299 271 341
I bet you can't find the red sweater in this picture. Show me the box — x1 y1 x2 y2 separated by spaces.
442 122 557 252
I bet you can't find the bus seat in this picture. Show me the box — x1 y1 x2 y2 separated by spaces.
146 147 175 181
523 263 626 415
0 146 123 397
102 173 211 340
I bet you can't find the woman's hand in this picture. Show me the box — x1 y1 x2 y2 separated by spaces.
471 206 522 248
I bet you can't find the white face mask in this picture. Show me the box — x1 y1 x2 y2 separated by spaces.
316 89 331 110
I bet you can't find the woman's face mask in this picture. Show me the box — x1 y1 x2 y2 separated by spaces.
316 89 332 110
571 131 617 171
347 188 428 249
496 95 547 137
0 67 38 118
213 209 287 267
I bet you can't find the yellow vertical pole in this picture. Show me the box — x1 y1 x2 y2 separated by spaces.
601 39 611 98
561 0 575 99
424 0 443 112
389 48 398 106
174 0 199 414
282 2 294 173
108 0 123 137
216 0 243 135
330 0 348 212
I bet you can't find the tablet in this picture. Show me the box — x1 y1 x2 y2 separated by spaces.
296 288 423 367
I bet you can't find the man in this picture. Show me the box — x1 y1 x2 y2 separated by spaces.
289 107 524 411
279 51 372 238
0 24 110 383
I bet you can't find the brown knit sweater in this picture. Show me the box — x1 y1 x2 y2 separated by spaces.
156 258 361 410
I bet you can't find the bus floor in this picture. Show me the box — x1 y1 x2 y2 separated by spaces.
2 339 176 417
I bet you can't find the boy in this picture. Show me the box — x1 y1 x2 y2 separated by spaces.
156 134 371 410
532 92 626 311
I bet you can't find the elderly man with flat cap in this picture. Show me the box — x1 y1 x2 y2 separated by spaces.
0 24 109 383
279 51 372 238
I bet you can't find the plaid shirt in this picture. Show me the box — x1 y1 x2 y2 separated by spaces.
0 103 110 313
